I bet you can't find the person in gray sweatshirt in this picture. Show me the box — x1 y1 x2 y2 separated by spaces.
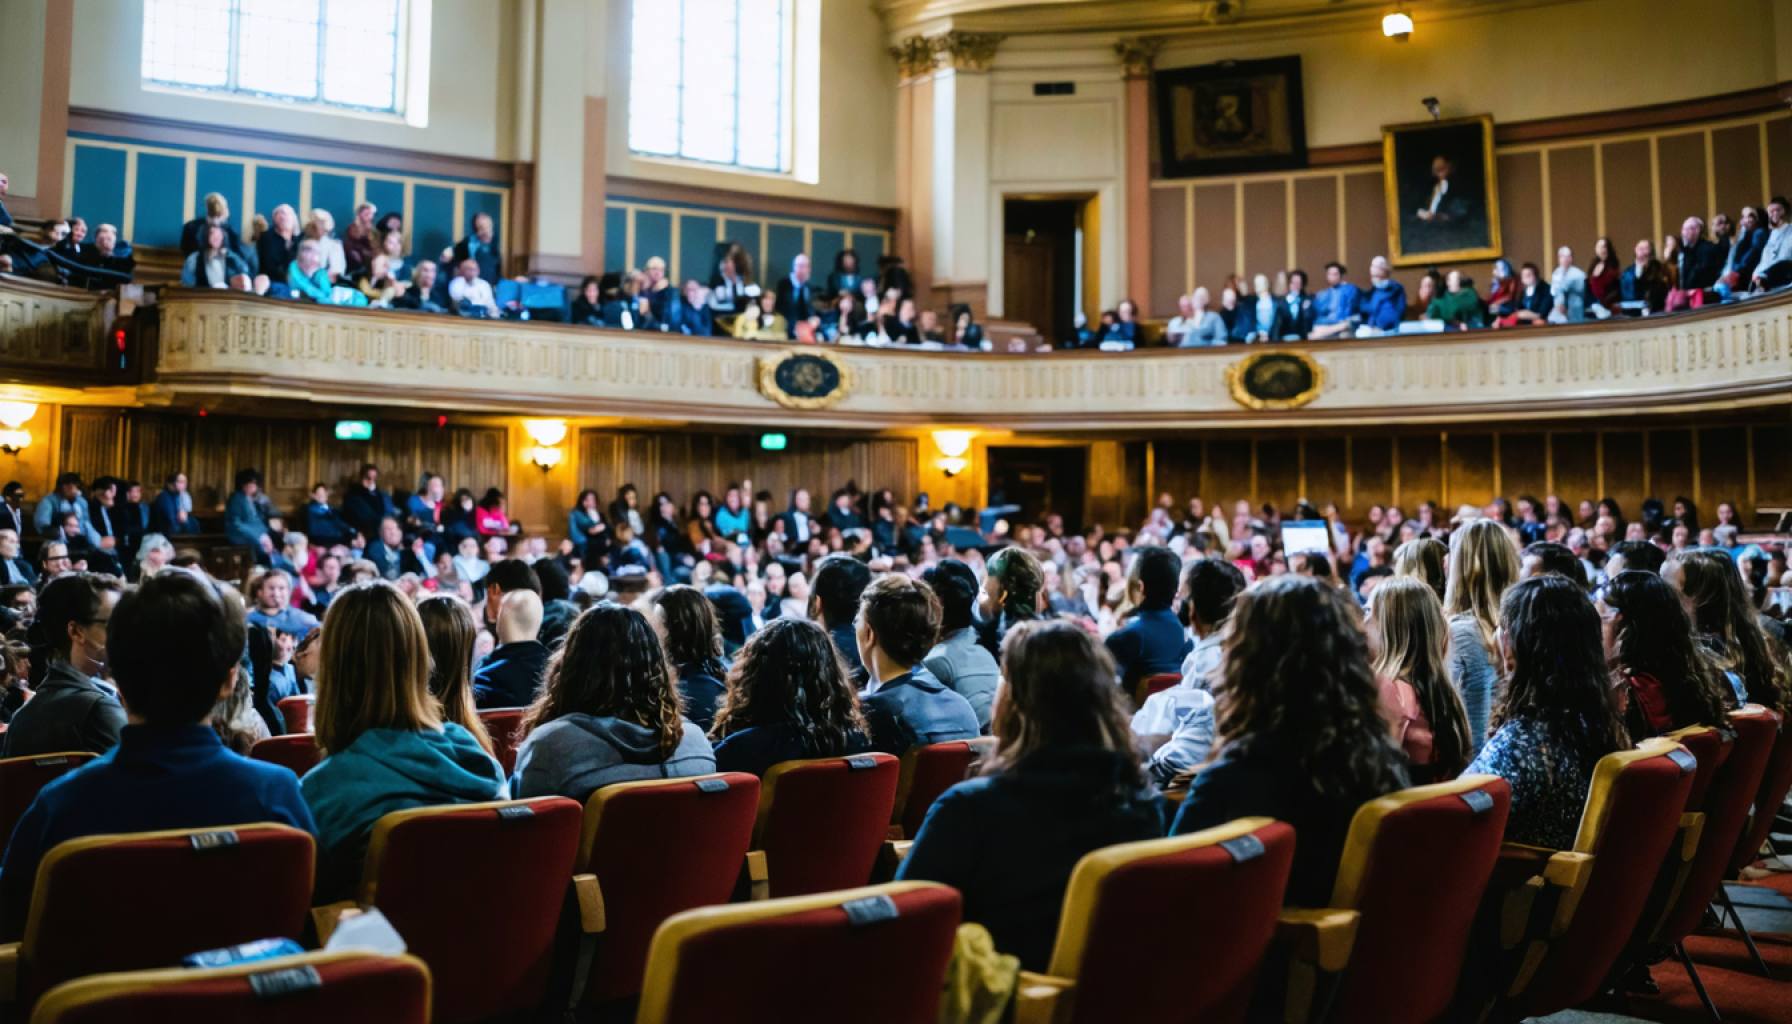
511 602 715 804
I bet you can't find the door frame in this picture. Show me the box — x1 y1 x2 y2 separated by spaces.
982 438 1094 531
990 185 1115 328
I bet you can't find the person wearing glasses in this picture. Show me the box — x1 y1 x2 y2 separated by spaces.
37 541 73 580
4 574 125 757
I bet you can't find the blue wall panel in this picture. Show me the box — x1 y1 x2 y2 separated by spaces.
633 210 673 270
604 207 629 275
192 160 244 229
310 172 356 237
766 224 805 283
69 145 127 235
254 165 302 220
810 229 845 290
364 178 405 231
677 214 717 284
411 185 456 267
852 232 886 276
133 153 186 248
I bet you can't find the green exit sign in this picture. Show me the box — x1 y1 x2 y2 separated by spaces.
759 433 788 451
335 420 374 441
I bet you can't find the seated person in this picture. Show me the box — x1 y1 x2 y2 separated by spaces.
602 270 657 330
451 212 501 284
1425 270 1485 328
1495 262 1552 328
1132 559 1244 785
1355 256 1406 335
181 223 262 293
666 279 714 336
1170 576 1410 906
3 574 126 757
897 621 1161 972
1365 577 1473 784
948 303 985 349
302 582 507 900
653 586 729 732
80 223 135 288
472 590 550 709
733 290 788 342
1103 546 1192 690
570 275 603 326
1098 299 1142 348
286 239 337 304
1619 239 1668 312
448 258 500 317
245 568 320 638
919 560 999 730
0 571 316 941
1465 576 1628 848
855 576 978 755
511 603 714 802
1308 262 1361 339
710 617 873 777
392 259 447 313
880 295 922 345
1484 259 1519 319
1229 275 1287 343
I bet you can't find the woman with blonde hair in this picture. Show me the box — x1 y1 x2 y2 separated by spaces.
1392 536 1447 604
1368 577 1473 781
415 594 495 756
300 581 507 899
1444 518 1520 752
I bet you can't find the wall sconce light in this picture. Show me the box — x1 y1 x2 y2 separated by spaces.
932 429 974 479
523 418 567 472
1382 8 1413 41
0 403 37 456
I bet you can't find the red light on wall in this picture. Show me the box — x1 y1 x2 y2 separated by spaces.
198 408 208 417
114 328 127 352
436 415 448 429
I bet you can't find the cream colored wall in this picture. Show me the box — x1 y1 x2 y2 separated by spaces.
602 0 898 207
1155 0 1786 148
1 0 49 198
68 0 520 161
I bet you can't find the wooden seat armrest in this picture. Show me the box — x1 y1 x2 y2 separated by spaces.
1275 908 1359 973
1540 851 1595 934
0 942 16 1003
310 900 359 946
1012 970 1075 1024
1672 812 1705 862
744 850 769 902
572 873 605 934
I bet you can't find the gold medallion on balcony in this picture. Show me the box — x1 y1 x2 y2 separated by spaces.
757 350 855 410
1226 350 1325 411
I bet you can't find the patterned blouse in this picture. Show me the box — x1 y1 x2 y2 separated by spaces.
1463 717 1596 849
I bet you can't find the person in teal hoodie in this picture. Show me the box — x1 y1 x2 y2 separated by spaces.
511 603 714 803
300 581 507 900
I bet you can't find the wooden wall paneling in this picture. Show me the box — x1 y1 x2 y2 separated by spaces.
578 430 622 496
1151 438 1202 509
1241 181 1288 282
1546 145 1597 257
1648 429 1695 508
1292 177 1339 283
1444 433 1495 510
1756 424 1792 513
371 424 426 496
1498 432 1548 503
453 427 508 503
263 420 315 508
1697 426 1749 519
1767 118 1792 202
1302 436 1348 513
59 409 125 488
869 439 918 504
1600 140 1654 249
227 420 272 508
1149 187 1188 317
123 413 191 493
1599 430 1645 523
1709 124 1764 220
1351 436 1393 512
1550 430 1598 508
315 434 372 502
1654 131 1708 226
1255 439 1299 513
1341 173 1384 284
1395 433 1442 511
1085 441 1125 529
619 433 660 494
184 416 235 510
1203 439 1252 514
1192 184 1237 289
1497 152 1545 269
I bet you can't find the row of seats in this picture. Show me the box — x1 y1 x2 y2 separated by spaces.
0 709 1786 1022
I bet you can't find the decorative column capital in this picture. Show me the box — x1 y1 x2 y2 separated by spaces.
890 35 939 81
934 30 1006 73
1114 36 1165 79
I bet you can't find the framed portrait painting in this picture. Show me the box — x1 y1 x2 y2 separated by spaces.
1383 114 1502 266
1156 56 1307 178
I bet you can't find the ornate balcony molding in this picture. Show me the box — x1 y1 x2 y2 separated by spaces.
0 275 108 383
130 288 1792 431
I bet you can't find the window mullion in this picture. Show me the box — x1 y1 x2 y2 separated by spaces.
227 0 242 92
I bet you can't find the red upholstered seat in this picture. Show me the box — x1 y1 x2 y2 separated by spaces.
891 738 993 840
1131 672 1182 708
2 824 315 1010
27 951 431 1024
0 753 96 851
1287 776 1512 1024
636 882 961 1024
276 695 314 735
1012 818 1293 1024
1729 712 1792 877
477 708 526 776
576 773 760 1004
344 797 580 1024
248 735 322 778
755 754 900 898
1499 742 1698 1019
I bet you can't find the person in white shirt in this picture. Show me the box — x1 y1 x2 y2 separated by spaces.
1164 293 1198 345
1131 559 1245 785
1548 245 1588 323
448 258 500 317
305 209 347 283
1750 195 1792 292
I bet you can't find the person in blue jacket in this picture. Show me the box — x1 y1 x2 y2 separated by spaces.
301 581 508 901
1104 545 1194 691
148 472 201 536
0 571 316 940
855 575 978 755
1358 255 1407 334
225 469 273 562
898 620 1162 971
653 585 729 732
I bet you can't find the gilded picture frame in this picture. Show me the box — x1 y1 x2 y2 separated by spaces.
1382 114 1502 267
756 349 855 410
1225 350 1325 411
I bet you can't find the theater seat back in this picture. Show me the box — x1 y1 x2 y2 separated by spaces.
893 739 990 839
1658 723 1731 812
579 773 760 1003
28 951 431 1024
1515 744 1697 1016
756 754 899 897
358 797 580 1024
22 824 315 1006
248 735 323 778
636 882 961 1024
1131 672 1182 709
0 753 96 848
1326 776 1511 1024
1729 714 1792 877
275 695 314 735
477 709 526 776
1052 818 1295 1024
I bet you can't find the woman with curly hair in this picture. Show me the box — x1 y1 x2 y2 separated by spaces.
1601 571 1734 738
1445 518 1521 753
1368 576 1474 782
511 603 714 802
653 585 729 731
897 620 1161 972
1665 549 1790 713
710 617 871 777
1465 575 1630 848
1171 575 1410 906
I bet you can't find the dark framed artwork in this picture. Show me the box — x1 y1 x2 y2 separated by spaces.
1155 56 1307 178
1382 114 1502 266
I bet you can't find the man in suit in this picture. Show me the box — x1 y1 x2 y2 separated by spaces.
0 529 35 588
0 482 26 538
1281 269 1316 339
341 463 397 543
1675 216 1722 292
1716 205 1769 299
149 473 199 536
1620 239 1667 312
774 254 821 339
1230 273 1289 343
450 212 501 285
779 488 816 546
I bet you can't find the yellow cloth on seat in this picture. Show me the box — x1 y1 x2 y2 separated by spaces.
939 922 1020 1024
